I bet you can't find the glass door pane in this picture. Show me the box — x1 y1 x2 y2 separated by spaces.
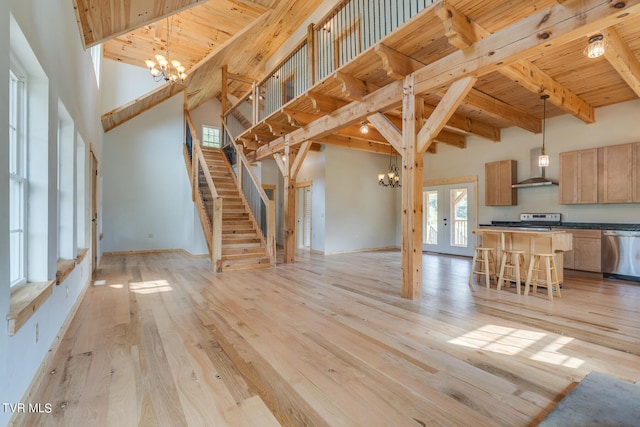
423 190 438 245
450 188 468 247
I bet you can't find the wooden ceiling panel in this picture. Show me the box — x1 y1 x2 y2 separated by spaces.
73 0 207 48
103 0 266 72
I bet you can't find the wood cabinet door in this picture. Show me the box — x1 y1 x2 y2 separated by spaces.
573 236 602 272
634 142 640 202
600 144 633 203
485 160 516 206
485 162 499 206
577 148 598 203
559 151 578 203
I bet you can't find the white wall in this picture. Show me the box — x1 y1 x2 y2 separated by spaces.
1 1 101 424
101 93 207 255
297 150 327 252
324 145 399 254
0 0 10 419
101 59 160 113
425 99 640 224
190 98 222 141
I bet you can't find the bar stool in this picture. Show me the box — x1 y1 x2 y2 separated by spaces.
497 249 526 295
525 253 561 300
469 247 496 288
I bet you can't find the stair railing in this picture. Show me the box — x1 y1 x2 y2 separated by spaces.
222 121 276 265
186 110 223 271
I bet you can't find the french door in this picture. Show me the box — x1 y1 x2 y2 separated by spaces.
422 182 475 257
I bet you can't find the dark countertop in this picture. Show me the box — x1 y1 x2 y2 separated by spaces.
481 222 640 231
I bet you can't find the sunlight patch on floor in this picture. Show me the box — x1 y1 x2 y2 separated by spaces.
448 324 584 368
129 279 173 294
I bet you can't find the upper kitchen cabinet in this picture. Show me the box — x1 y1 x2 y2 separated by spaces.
635 143 640 203
599 143 634 203
561 142 640 204
485 160 517 206
559 149 598 204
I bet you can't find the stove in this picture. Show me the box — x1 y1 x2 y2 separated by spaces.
490 213 562 229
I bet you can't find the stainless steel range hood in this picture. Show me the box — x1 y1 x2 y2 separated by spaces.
512 147 558 188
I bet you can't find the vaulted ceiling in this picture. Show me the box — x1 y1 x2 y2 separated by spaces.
73 0 640 144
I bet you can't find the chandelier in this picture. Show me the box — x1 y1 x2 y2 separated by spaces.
378 147 401 188
144 17 186 83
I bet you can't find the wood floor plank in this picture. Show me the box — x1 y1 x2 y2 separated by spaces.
13 250 640 426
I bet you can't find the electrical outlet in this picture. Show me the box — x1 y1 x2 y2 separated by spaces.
35 322 39 343
563 212 569 220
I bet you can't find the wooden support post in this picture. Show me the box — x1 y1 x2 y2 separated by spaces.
252 82 259 126
283 139 296 263
401 74 424 300
236 144 243 191
307 23 316 87
221 65 230 115
212 197 223 272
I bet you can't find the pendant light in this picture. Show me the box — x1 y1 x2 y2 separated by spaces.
538 94 550 168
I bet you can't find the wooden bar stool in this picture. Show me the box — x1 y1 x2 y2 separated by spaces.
469 247 496 288
525 253 561 300
497 249 526 294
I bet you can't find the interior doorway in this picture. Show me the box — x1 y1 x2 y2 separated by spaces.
296 183 312 250
423 178 476 257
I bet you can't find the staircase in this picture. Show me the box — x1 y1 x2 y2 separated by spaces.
200 146 271 271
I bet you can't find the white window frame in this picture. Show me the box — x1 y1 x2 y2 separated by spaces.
89 44 101 88
202 124 221 148
9 65 28 288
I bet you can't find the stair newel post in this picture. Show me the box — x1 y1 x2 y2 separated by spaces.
267 199 276 264
237 144 244 191
212 197 223 272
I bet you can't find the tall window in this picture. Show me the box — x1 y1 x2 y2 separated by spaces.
9 68 27 287
89 44 101 88
202 125 221 148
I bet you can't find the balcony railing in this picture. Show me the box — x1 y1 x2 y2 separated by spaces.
259 40 309 121
224 0 434 139
314 0 432 82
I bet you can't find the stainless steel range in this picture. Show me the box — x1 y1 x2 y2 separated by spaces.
490 213 562 229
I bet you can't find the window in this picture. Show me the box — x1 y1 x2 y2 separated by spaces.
202 125 221 148
9 68 27 287
89 44 101 88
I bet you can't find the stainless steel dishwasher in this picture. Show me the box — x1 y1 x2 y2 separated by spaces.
602 230 640 281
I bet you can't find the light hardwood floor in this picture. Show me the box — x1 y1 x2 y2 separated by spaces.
15 250 640 426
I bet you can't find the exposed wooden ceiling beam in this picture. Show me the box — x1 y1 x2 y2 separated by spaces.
306 93 349 114
315 135 397 156
414 0 640 95
334 72 369 101
418 76 477 153
464 89 541 134
255 0 640 160
436 0 595 124
101 10 270 131
101 84 186 132
602 26 640 98
367 113 402 153
374 44 422 80
498 61 595 123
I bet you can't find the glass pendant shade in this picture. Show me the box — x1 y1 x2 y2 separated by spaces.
584 34 607 58
538 154 549 168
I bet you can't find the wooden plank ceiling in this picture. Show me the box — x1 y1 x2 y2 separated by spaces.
88 0 640 142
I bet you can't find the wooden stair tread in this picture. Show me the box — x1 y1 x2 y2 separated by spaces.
195 147 272 272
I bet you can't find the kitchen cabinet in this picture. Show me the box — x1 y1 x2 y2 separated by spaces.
635 142 640 202
559 148 598 204
485 160 517 206
599 143 634 203
558 228 602 273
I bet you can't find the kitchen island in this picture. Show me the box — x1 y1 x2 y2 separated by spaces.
473 227 573 285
